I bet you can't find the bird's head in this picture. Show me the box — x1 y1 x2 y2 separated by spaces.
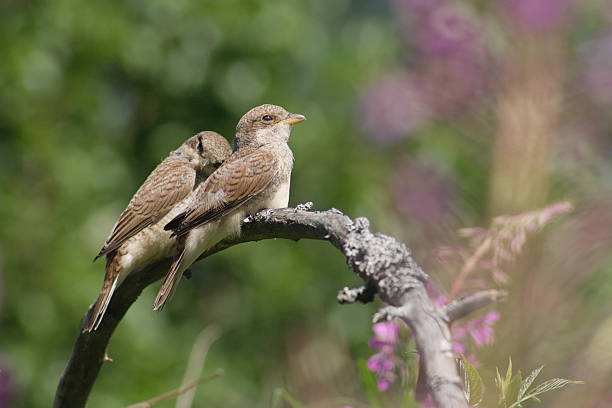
234 104 305 149
180 131 232 172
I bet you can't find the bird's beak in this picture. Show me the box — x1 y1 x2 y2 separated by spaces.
280 113 306 126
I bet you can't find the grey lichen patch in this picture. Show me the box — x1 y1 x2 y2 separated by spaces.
337 283 376 304
352 216 370 231
295 201 314 211
339 216 428 304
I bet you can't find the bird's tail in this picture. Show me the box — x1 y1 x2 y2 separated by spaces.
83 253 122 332
164 211 188 237
153 236 186 311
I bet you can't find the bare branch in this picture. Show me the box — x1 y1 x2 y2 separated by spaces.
54 206 504 408
442 290 508 323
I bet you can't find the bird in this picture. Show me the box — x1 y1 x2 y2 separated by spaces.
84 131 232 332
153 104 306 310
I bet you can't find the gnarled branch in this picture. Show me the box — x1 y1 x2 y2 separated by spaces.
54 205 504 408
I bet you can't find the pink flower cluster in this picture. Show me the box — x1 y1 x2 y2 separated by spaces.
452 311 500 364
501 0 576 33
427 282 500 365
366 321 403 391
359 0 490 143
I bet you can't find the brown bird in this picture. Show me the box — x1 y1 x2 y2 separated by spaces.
153 104 305 310
84 132 232 332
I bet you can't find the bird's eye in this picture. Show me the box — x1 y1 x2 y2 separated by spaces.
197 136 204 155
262 115 273 121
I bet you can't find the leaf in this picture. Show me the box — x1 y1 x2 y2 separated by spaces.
357 359 383 408
505 357 513 386
460 355 484 406
530 378 584 396
496 357 514 407
495 357 523 407
507 377 584 408
495 367 505 406
518 366 544 400
506 370 522 406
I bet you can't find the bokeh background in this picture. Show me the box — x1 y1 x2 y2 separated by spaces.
1 0 611 407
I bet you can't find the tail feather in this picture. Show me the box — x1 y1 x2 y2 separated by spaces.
154 240 186 311
93 247 105 262
83 254 121 332
164 211 188 236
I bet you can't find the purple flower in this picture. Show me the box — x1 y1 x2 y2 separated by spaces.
416 2 489 115
373 321 400 343
449 311 499 367
393 160 456 223
366 353 384 371
583 34 612 106
452 339 466 355
359 71 430 143
366 321 404 391
417 3 484 58
501 0 576 33
472 311 500 344
369 321 400 352
421 55 487 116
452 311 499 355
377 377 392 391
373 2 490 124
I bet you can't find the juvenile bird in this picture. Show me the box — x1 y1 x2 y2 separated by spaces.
154 104 305 310
84 132 232 332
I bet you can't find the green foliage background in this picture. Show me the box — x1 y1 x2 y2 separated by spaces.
0 1 398 406
1 0 611 407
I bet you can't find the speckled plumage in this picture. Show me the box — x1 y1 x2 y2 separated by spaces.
154 104 305 310
84 132 232 332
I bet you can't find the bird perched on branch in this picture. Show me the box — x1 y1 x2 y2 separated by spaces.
84 132 232 332
154 104 306 310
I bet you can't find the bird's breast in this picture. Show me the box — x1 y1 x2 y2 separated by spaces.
266 179 291 209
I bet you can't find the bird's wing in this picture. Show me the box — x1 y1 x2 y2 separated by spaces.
96 159 197 259
166 150 277 236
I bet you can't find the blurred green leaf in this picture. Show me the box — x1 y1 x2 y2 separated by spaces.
460 355 483 406
496 357 522 408
358 359 383 408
